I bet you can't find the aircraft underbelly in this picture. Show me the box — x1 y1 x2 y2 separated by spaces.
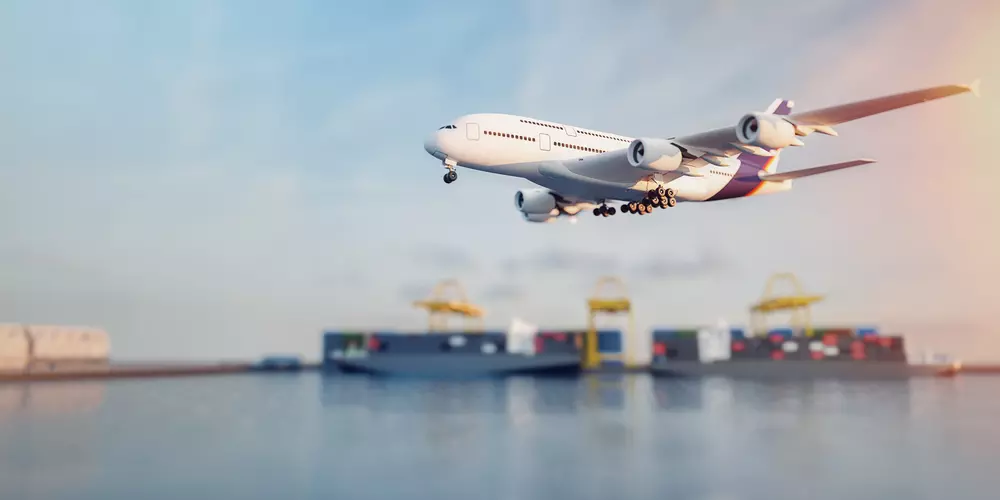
533 162 642 200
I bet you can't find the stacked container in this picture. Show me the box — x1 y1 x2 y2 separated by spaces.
592 329 624 367
321 330 585 374
0 324 29 373
596 329 622 354
651 329 700 363
23 325 110 373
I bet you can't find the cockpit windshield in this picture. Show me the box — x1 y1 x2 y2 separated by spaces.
438 125 457 130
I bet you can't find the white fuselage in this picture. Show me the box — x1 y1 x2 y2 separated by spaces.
423 113 789 204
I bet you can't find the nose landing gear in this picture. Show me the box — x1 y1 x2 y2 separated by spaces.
442 158 459 184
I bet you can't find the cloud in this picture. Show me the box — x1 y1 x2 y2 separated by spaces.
397 282 434 302
3 0 998 363
500 250 618 275
408 245 479 272
480 282 525 302
631 248 730 279
499 247 729 281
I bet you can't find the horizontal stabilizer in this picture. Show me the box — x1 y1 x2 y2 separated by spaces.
758 159 876 182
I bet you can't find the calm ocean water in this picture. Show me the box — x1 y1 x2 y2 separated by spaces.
1 373 999 500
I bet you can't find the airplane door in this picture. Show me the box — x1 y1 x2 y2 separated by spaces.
539 133 551 151
466 123 480 140
564 125 577 137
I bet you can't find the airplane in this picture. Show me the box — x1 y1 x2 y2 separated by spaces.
423 80 980 222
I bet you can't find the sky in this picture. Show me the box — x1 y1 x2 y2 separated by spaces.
1 0 999 362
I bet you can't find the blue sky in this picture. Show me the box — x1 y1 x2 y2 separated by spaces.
2 0 998 361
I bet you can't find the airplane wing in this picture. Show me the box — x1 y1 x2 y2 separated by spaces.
757 158 876 182
528 81 977 200
670 80 980 161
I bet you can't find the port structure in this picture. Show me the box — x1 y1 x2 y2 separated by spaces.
585 276 636 369
412 279 485 332
750 272 824 337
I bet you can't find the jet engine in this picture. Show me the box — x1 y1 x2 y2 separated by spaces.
735 112 798 150
523 213 555 223
514 188 557 215
626 138 683 172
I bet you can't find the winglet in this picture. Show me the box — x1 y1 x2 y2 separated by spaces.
967 78 981 98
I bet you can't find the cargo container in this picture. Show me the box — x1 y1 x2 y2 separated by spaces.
856 326 879 337
767 327 796 340
651 330 700 362
596 329 622 353
650 330 957 379
0 324 28 373
26 325 110 361
814 327 854 338
652 328 699 338
322 330 582 377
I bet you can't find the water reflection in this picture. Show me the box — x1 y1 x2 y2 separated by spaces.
319 373 923 417
0 382 105 418
319 373 656 416
0 373 995 500
0 382 106 500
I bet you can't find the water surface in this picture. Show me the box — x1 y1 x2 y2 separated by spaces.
2 373 998 500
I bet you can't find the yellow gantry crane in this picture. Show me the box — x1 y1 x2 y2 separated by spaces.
750 272 824 337
585 276 637 369
412 279 485 332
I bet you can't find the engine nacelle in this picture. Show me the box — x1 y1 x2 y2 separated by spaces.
735 112 798 150
626 138 683 172
514 188 557 215
523 213 554 223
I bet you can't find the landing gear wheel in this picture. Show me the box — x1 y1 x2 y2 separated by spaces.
444 170 458 183
665 188 675 198
593 208 601 216
443 173 452 183
656 186 666 198
650 196 661 206
620 204 629 214
637 203 647 214
607 206 616 216
628 202 638 213
666 197 677 207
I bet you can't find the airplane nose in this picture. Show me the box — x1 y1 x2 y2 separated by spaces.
424 133 439 156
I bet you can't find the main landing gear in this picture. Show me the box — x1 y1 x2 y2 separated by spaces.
595 187 677 218
592 204 617 217
619 188 678 216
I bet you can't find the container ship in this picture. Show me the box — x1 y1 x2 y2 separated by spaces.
323 330 585 377
648 326 960 379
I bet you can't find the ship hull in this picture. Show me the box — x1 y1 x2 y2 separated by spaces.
330 353 582 377
650 360 957 380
